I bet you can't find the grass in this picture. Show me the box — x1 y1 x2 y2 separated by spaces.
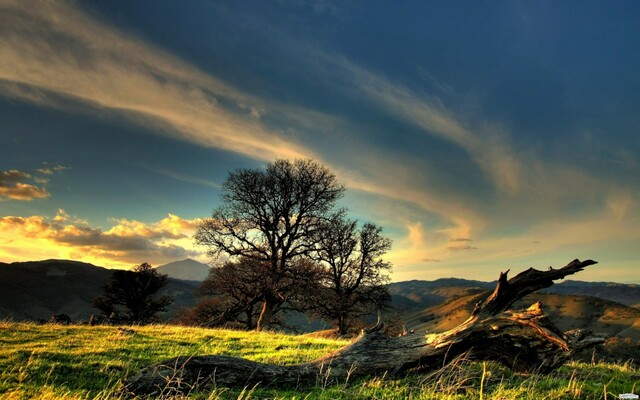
1 321 638 399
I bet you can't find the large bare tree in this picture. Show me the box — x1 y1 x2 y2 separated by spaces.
195 159 344 331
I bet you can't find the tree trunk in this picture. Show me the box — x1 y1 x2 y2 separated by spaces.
245 306 254 331
337 315 347 336
256 298 276 332
125 259 606 396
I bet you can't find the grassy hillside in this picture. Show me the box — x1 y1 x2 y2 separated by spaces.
1 322 639 399
404 292 640 338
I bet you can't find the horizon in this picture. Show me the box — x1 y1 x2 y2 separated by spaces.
3 257 639 285
1 1 639 283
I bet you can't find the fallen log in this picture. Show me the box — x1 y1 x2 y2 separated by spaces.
125 259 606 395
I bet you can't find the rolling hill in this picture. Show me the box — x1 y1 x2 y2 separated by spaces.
402 291 640 338
0 259 199 322
2 259 638 339
389 277 640 339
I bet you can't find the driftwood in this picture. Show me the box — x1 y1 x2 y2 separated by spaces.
125 259 606 395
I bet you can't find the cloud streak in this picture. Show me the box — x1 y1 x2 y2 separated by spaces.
0 0 313 163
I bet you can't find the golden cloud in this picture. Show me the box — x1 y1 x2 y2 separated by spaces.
0 169 49 201
0 212 203 268
0 182 49 201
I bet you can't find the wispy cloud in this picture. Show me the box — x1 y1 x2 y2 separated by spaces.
36 164 69 175
0 0 313 162
142 165 221 189
447 244 478 252
314 56 523 195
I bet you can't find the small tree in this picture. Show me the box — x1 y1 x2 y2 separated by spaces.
312 211 392 335
195 159 344 331
93 262 173 324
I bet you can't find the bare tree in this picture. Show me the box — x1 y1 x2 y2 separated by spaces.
195 159 344 331
312 211 392 334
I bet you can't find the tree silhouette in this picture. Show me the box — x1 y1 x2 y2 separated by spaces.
311 211 392 334
195 159 344 331
93 262 173 324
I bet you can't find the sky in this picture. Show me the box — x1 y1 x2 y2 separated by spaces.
1 0 639 283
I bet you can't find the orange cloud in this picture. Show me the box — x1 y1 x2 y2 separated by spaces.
0 169 49 201
0 212 204 268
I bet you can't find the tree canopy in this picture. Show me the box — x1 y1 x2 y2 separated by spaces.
195 159 346 330
93 262 173 324
194 159 391 332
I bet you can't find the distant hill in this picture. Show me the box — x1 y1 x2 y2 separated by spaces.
387 278 493 311
0 259 199 322
156 258 211 281
389 278 640 311
3 259 639 338
402 291 640 338
542 280 640 308
389 277 640 339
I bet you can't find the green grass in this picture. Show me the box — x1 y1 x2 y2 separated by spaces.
1 321 638 399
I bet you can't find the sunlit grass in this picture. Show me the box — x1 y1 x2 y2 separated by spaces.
1 321 638 399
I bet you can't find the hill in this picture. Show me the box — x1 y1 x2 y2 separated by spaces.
389 278 640 310
156 258 211 281
542 279 640 308
0 259 198 322
387 278 493 311
3 259 639 337
403 291 640 338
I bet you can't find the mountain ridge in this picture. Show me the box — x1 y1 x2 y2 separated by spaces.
156 258 211 282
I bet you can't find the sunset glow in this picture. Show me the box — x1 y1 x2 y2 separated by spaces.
1 1 638 282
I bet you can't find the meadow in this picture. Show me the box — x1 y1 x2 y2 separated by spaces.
0 321 638 399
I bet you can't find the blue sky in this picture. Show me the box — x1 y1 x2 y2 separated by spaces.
1 0 639 282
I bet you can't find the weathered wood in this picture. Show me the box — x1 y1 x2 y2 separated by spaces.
125 259 605 395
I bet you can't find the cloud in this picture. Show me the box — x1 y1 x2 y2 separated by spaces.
0 169 31 182
0 0 315 163
0 169 49 201
36 164 69 175
142 166 221 189
334 60 523 196
0 0 484 242
53 209 69 223
447 244 478 252
0 212 203 268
